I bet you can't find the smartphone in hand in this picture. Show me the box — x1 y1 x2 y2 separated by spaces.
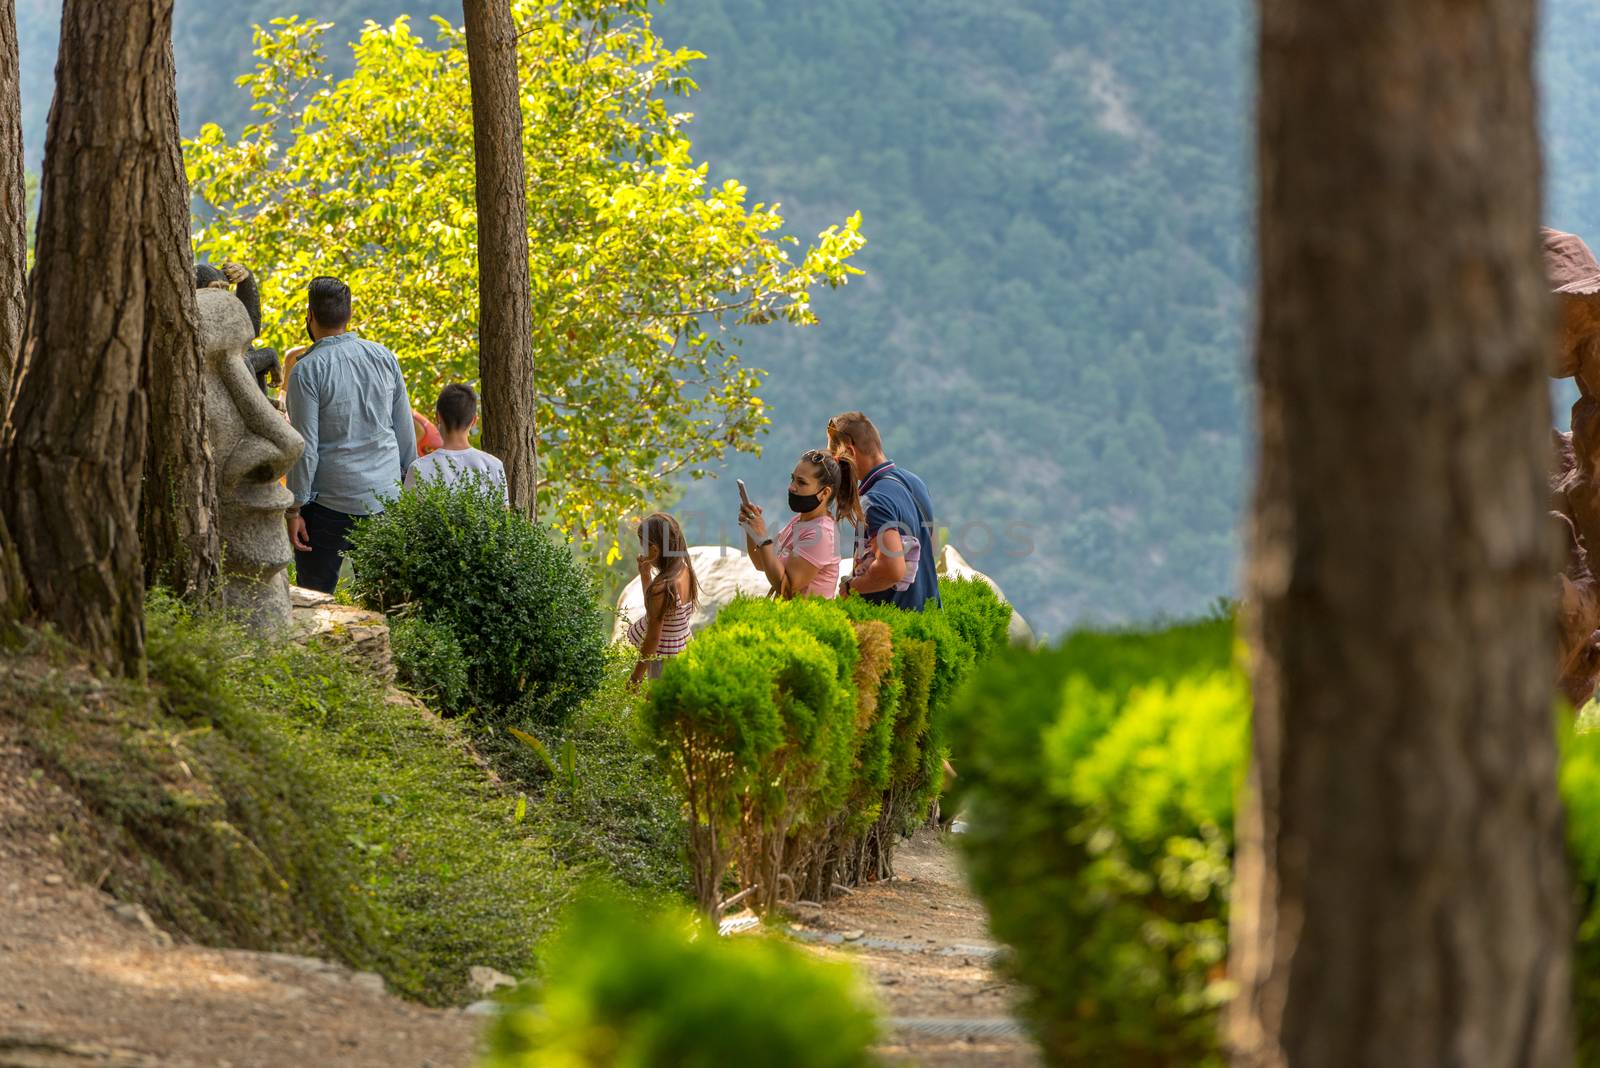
736 479 760 543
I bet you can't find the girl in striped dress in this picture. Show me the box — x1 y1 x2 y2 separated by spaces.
627 512 699 687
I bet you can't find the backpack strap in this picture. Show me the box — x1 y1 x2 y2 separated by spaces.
874 472 941 609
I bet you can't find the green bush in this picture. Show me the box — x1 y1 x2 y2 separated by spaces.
389 613 472 715
640 623 789 911
838 578 1012 851
346 476 607 723
939 575 1015 663
642 582 1013 912
483 892 880 1068
951 616 1600 1066
3 593 578 1006
1561 720 1600 1064
946 619 1242 1067
711 597 864 901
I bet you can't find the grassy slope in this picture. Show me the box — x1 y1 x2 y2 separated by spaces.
0 596 683 1005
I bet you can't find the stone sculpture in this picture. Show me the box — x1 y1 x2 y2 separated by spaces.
197 285 305 633
1545 228 1600 705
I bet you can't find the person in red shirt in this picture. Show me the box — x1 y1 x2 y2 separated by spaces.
412 409 443 456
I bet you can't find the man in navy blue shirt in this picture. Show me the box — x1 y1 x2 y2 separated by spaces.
828 411 940 611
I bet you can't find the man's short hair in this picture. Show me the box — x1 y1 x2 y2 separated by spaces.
308 276 352 329
436 383 478 432
827 411 883 455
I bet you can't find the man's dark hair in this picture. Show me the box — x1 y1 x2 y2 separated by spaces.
436 383 478 432
307 275 352 329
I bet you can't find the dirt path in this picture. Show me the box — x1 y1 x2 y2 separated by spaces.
787 831 1040 1066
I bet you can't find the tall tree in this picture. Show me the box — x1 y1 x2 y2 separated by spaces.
0 0 186 674
139 16 219 596
1228 0 1571 1065
0 0 24 403
463 0 537 516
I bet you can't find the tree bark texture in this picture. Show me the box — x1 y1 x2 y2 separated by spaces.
0 0 184 674
463 0 538 517
1228 1 1571 1066
0 0 25 404
139 21 219 597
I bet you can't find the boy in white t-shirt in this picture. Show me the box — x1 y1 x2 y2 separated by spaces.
403 383 508 503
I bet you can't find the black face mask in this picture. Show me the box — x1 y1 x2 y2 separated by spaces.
789 490 824 514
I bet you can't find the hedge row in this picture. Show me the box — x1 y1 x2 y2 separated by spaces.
641 578 1012 915
947 618 1600 1067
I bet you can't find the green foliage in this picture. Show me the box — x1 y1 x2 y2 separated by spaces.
18 0 1600 632
345 476 607 724
946 619 1242 1067
939 577 1014 664
512 654 689 896
836 578 1010 832
639 622 788 909
1560 719 1600 1064
643 582 1011 910
4 593 576 1006
483 891 880 1068
185 3 863 547
389 613 471 715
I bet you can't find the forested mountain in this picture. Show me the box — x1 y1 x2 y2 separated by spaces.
12 0 1598 635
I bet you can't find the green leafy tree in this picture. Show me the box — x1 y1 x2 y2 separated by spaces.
185 3 863 550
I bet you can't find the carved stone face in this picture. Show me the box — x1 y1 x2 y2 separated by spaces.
197 288 305 633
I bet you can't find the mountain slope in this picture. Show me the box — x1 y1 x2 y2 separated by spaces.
15 0 1600 634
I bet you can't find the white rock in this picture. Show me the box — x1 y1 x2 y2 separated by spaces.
612 545 786 642
350 971 388 995
467 965 517 996
108 901 173 947
288 585 335 608
936 544 1035 646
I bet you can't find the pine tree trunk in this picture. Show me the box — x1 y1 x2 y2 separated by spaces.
0 0 25 403
0 0 183 674
463 0 538 517
1228 1 1571 1065
139 21 219 597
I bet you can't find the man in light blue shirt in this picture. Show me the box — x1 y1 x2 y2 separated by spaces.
284 276 416 591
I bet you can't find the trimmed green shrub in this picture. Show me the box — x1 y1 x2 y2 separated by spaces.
346 475 607 724
483 891 880 1068
4 593 576 1005
939 575 1015 663
952 618 1600 1066
712 597 864 903
838 578 1012 864
945 618 1244 1066
642 583 1013 912
389 612 472 715
641 623 789 911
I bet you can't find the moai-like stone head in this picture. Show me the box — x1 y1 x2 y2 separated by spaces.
197 287 305 633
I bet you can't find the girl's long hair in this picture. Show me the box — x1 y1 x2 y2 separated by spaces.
639 512 699 605
802 449 864 527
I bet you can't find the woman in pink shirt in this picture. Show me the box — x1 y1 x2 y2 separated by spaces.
739 449 862 599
